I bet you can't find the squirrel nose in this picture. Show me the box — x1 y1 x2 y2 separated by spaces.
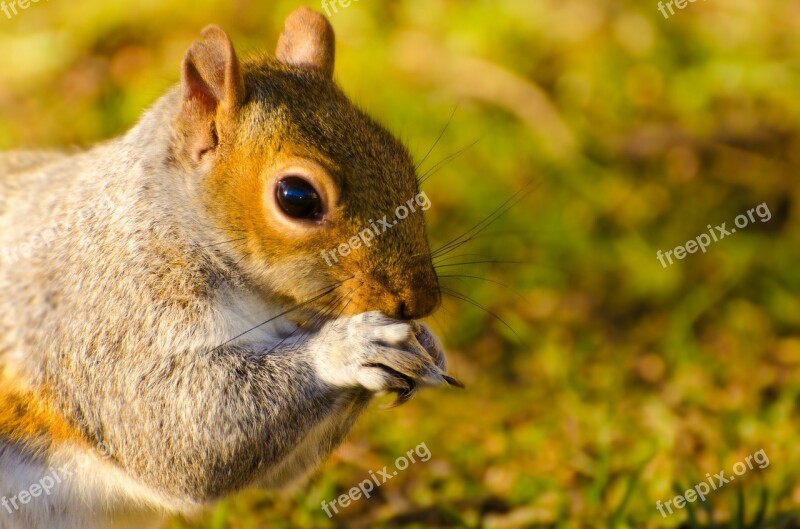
393 289 440 321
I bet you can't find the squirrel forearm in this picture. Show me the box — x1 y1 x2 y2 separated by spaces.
58 341 368 502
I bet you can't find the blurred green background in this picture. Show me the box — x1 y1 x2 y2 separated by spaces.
1 0 799 527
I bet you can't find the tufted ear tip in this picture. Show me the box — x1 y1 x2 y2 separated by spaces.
178 25 244 165
275 6 335 77
182 25 243 110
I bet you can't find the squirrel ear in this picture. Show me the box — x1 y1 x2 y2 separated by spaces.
178 25 244 164
275 6 335 77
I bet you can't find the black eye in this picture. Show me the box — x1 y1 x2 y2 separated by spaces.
276 177 323 220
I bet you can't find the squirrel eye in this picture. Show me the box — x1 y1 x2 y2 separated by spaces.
276 177 323 220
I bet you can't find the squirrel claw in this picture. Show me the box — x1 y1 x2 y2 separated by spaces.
382 374 464 408
383 385 417 409
442 374 466 389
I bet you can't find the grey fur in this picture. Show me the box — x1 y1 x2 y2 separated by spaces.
0 26 449 529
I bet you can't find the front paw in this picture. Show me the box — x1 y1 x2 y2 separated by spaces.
312 312 462 405
409 321 464 390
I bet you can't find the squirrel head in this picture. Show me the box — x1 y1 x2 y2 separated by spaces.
172 7 440 321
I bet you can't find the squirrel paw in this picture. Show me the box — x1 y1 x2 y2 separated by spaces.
312 311 463 406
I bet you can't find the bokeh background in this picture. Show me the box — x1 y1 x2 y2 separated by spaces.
1 0 799 527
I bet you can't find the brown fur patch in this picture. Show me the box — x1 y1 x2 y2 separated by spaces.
0 386 86 453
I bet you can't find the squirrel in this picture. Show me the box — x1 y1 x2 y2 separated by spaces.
0 6 461 529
